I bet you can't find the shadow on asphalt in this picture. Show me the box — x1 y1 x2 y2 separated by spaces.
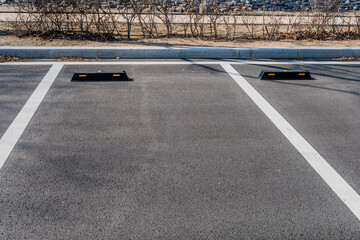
241 64 360 97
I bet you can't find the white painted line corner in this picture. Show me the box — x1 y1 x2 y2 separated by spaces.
0 63 64 169
220 63 360 221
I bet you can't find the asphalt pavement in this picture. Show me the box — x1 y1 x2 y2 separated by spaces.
0 61 359 239
0 65 51 137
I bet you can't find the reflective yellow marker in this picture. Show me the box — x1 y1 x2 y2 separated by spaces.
299 73 305 76
98 70 101 73
113 74 120 77
79 75 87 77
268 73 275 76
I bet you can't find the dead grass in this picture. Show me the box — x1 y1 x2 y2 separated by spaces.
55 56 102 61
335 57 360 61
0 55 29 62
1 20 360 48
1 34 360 48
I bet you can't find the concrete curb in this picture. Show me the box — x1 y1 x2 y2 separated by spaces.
1 47 359 59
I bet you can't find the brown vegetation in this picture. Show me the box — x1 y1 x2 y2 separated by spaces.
9 0 360 42
335 56 360 61
0 55 28 62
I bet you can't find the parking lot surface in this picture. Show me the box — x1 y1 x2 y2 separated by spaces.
0 65 51 137
1 60 359 239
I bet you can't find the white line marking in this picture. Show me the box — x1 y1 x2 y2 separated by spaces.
1 61 360 66
221 63 360 221
0 63 63 169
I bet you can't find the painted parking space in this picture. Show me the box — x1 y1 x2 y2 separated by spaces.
0 65 51 138
232 64 360 195
0 61 359 239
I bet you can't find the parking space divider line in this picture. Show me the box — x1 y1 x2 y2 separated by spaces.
0 63 64 170
221 63 360 221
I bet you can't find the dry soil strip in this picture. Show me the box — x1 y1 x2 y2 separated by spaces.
221 63 360 221
0 63 63 169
